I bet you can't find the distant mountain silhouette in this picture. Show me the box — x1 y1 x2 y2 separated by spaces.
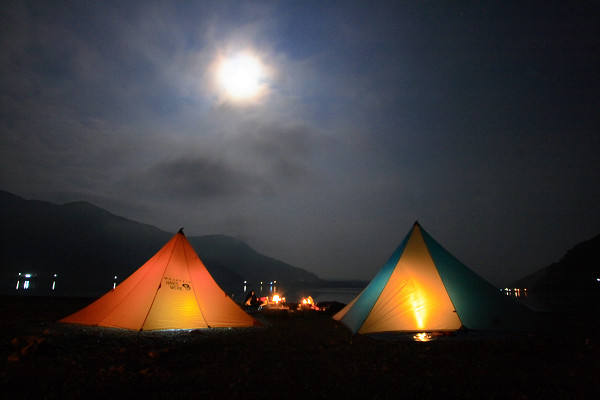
0 190 322 297
189 235 320 287
512 233 600 311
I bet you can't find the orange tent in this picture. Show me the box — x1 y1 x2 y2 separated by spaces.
61 229 258 330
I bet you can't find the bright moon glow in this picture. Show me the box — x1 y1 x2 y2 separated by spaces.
218 53 264 100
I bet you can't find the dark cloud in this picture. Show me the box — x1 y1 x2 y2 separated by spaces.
141 156 256 198
241 123 313 182
119 120 316 202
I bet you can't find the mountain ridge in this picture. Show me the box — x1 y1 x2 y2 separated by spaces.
4 189 596 310
0 190 322 297
511 233 600 311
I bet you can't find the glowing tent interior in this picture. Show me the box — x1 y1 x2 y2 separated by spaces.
333 222 534 334
61 229 258 330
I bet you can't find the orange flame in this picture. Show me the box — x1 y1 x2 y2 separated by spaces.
299 296 319 311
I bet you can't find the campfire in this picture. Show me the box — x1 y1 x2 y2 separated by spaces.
263 293 287 309
298 296 320 311
412 332 432 342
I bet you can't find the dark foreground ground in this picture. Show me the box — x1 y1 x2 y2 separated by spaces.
1 296 599 399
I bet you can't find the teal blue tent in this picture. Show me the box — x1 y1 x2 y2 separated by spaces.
334 222 534 334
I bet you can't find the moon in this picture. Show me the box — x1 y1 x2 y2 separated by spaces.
217 53 265 101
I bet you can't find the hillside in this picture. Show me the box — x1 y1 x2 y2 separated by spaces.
0 190 321 297
189 235 321 289
512 233 600 311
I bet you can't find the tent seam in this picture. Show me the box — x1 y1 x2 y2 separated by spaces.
182 235 211 328
138 234 179 330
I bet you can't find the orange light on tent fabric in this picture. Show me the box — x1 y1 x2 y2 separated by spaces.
60 230 258 331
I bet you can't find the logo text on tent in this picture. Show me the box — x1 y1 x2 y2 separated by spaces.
164 277 192 291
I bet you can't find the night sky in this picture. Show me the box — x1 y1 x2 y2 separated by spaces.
1 1 598 286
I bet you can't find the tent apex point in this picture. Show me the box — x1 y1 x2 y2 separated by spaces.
178 227 184 234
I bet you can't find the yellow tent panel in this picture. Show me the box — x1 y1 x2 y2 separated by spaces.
358 227 461 333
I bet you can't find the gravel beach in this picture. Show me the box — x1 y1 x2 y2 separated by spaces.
1 296 598 399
